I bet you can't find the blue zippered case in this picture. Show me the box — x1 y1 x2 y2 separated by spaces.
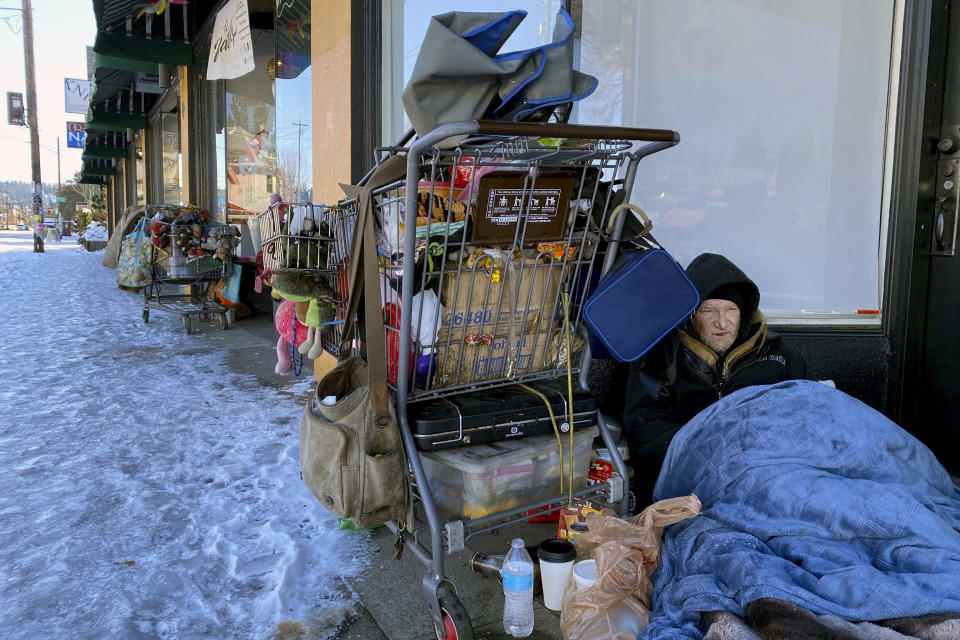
583 249 699 362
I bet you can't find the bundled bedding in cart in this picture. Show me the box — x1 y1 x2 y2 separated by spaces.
641 380 960 639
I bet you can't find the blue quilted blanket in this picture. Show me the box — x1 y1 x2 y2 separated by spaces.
640 380 960 639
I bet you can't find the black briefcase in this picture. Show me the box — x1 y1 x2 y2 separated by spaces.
408 379 597 451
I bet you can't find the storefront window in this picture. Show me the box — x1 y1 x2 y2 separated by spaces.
389 1 899 322
578 0 899 321
390 0 560 142
215 111 227 219
274 0 312 203
135 135 145 205
161 112 182 205
116 163 126 211
223 29 277 221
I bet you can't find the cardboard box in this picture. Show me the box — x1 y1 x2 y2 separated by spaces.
434 328 567 387
437 258 563 338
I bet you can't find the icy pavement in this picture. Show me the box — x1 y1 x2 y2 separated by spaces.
0 232 371 639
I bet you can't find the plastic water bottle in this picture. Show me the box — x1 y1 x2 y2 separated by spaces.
501 538 534 637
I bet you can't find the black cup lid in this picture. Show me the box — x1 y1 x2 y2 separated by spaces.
538 538 576 563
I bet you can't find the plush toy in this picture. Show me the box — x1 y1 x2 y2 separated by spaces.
292 216 323 268
173 224 192 253
274 299 309 375
271 271 338 360
300 216 318 238
187 223 207 257
173 209 204 228
200 230 219 254
149 221 169 248
217 227 241 261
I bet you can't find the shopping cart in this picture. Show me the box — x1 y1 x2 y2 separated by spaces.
141 216 235 334
256 201 349 355
332 120 678 639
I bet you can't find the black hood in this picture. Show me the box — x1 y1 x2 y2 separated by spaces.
684 253 761 341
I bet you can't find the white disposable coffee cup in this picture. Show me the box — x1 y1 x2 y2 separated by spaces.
573 559 596 590
537 538 577 611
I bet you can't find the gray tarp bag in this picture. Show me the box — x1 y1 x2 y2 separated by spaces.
401 8 597 141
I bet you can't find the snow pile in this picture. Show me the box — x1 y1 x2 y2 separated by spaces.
0 243 374 639
81 221 108 241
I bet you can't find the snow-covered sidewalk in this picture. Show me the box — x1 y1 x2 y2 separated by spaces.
0 232 370 639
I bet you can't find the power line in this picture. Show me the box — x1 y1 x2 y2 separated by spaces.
0 132 64 155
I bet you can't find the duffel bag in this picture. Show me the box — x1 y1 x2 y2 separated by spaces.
583 203 699 362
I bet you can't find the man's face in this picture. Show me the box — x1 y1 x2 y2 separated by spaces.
693 298 741 355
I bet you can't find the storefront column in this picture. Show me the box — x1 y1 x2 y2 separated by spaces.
311 0 353 201
105 181 114 236
178 67 192 205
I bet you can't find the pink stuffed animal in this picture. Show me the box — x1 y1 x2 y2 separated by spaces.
275 299 308 374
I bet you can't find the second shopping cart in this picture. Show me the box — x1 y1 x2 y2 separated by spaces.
140 206 237 333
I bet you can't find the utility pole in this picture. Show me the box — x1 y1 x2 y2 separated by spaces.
292 121 308 201
22 0 42 252
56 136 62 241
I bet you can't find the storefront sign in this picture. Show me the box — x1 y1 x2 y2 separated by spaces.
207 0 254 80
64 78 90 114
66 121 86 149
7 92 24 126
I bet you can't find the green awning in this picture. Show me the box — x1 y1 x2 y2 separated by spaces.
90 0 206 68
94 31 193 67
86 109 147 131
78 175 107 185
82 165 116 176
82 147 127 160
82 156 117 176
94 52 157 75
89 68 137 105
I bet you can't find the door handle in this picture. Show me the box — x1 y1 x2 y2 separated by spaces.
936 211 945 250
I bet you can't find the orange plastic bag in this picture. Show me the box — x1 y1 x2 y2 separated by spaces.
560 495 701 640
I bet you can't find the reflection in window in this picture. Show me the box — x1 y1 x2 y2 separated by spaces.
224 29 277 221
161 112 182 205
274 0 312 203
135 139 145 205
116 162 126 211
216 112 226 220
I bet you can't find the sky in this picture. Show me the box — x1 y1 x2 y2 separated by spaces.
0 1 95 186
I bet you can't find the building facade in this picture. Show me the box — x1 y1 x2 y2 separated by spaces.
81 0 959 471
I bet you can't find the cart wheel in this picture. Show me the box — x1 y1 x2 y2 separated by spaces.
435 595 473 640
142 309 149 324
216 313 229 330
182 315 192 334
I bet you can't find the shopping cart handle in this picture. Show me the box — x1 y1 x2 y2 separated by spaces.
473 119 679 143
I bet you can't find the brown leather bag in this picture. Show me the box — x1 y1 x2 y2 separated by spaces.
299 155 411 528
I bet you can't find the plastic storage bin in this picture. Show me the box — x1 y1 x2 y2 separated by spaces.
420 425 599 519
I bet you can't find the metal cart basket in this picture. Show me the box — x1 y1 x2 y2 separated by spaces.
141 218 235 333
256 201 349 355
333 120 679 639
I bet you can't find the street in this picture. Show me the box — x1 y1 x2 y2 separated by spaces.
0 231 370 639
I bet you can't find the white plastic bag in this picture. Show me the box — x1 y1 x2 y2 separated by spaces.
411 288 443 347
379 199 404 256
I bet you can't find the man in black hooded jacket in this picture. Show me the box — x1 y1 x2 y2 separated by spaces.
623 253 808 507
